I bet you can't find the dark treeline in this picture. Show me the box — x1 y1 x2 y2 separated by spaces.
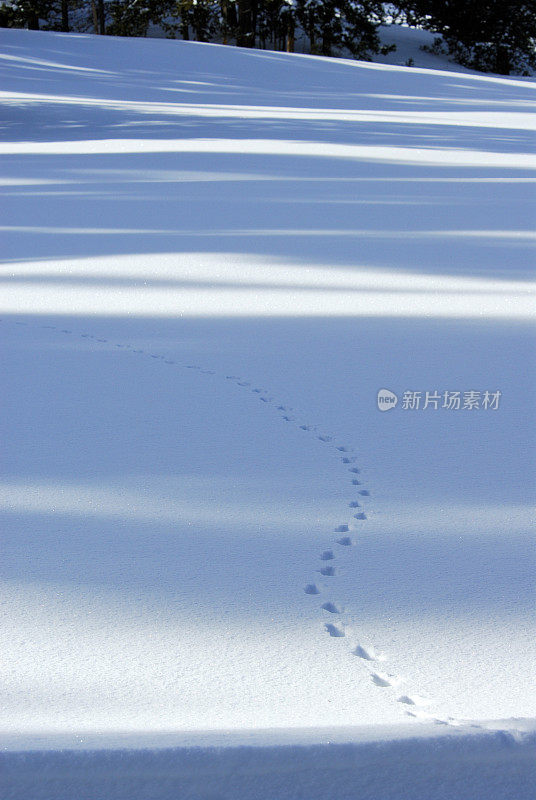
1 1 535 74
396 1 536 75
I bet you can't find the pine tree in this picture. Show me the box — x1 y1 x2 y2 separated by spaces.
3 0 56 28
396 1 536 75
295 1 392 59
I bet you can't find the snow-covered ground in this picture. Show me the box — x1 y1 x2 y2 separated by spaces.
0 27 535 799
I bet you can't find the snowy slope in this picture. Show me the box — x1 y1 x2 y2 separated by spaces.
374 23 490 72
1 28 535 799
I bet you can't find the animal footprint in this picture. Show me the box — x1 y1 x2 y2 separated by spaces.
325 623 345 638
371 672 401 688
351 479 361 486
334 524 349 533
317 435 333 442
354 644 384 662
321 601 342 614
348 467 360 474
358 490 370 497
354 512 367 520
300 424 314 431
319 566 337 576
349 501 361 508
337 446 352 453
398 695 427 707
336 536 352 546
304 584 321 595
320 550 335 561
342 457 357 464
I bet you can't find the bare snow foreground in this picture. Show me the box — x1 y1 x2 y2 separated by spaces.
2 724 536 800
1 27 535 800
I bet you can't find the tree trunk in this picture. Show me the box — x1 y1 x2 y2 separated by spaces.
28 8 39 29
97 0 105 34
308 13 316 54
91 0 98 33
221 0 229 45
494 44 511 75
61 0 69 32
286 17 295 53
237 0 256 47
251 0 258 46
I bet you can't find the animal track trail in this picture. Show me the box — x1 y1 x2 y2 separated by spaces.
11 318 444 727
320 429 436 718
